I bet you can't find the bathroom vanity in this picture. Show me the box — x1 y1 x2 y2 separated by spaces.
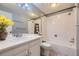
0 34 41 56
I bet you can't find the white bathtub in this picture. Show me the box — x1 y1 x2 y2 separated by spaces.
42 40 77 56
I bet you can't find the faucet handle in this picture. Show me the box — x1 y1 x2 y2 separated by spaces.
42 40 46 43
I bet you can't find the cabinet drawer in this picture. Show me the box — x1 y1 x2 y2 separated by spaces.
0 43 28 56
29 39 41 47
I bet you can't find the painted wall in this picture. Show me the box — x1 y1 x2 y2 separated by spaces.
28 20 35 34
76 5 79 55
41 16 48 41
28 16 47 41
30 8 76 46
28 19 42 34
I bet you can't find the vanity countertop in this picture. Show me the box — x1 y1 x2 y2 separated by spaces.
0 34 41 53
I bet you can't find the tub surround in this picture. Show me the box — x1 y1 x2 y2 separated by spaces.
41 41 76 56
0 34 41 56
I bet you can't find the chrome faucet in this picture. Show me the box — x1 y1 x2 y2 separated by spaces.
12 33 22 37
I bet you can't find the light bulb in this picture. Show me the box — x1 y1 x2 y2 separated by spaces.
51 3 57 7
31 13 35 16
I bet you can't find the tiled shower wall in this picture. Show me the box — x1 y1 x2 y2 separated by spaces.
46 8 76 44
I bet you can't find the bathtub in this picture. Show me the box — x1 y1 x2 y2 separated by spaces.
41 40 77 56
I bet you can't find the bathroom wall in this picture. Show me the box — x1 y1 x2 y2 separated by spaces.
28 16 48 41
46 8 76 44
76 5 79 55
41 16 48 41
27 19 41 34
28 19 41 34
30 8 76 45
28 20 34 34
34 18 42 34
34 16 47 41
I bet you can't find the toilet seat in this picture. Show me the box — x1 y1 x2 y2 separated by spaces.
41 42 51 49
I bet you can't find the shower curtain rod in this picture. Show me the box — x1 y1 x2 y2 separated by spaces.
45 6 76 17
31 6 76 20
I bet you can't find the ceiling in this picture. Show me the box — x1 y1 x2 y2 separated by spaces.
0 3 75 20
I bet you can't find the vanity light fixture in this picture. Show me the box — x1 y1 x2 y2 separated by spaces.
30 13 38 17
17 3 31 10
27 19 31 21
24 3 31 10
17 3 21 7
25 3 29 7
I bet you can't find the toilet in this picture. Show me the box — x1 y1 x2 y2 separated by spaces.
40 42 51 56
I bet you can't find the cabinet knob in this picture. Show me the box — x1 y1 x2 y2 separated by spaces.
26 54 28 56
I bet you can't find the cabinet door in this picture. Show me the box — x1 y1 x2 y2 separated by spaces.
16 51 28 56
15 44 29 56
29 39 40 56
0 43 27 56
29 44 40 56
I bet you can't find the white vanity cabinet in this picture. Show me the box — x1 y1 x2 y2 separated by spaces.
16 50 28 56
0 38 41 56
15 44 28 56
0 43 28 56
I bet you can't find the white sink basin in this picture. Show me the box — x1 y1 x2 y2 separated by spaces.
6 35 24 42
